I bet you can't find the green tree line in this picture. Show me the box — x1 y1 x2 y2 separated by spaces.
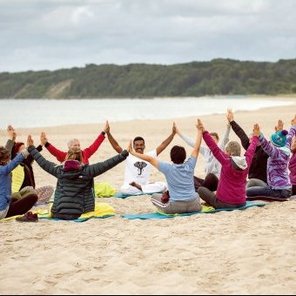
0 58 296 99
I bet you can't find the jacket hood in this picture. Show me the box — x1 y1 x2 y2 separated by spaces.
231 156 247 170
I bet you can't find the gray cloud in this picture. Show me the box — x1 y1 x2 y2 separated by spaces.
0 0 295 72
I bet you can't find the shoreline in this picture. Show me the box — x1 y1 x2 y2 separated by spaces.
0 95 295 131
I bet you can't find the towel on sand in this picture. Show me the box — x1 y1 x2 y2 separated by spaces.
1 203 115 223
94 182 117 198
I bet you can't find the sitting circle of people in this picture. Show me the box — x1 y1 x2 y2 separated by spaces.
1 111 295 221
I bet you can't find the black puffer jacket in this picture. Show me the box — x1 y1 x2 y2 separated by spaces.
28 146 128 220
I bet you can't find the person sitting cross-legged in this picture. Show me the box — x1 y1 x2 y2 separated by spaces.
27 135 129 220
106 121 176 196
246 115 296 200
128 119 203 214
197 119 260 209
0 145 38 220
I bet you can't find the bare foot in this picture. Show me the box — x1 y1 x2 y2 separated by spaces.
129 181 142 191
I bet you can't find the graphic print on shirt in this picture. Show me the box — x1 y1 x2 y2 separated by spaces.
134 161 147 175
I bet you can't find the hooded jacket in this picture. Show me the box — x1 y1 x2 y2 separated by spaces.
203 131 258 205
28 146 128 219
258 134 291 189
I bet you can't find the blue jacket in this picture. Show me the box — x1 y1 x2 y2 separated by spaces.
0 153 25 211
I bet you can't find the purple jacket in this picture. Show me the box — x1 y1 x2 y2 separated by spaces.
259 134 291 189
289 153 296 185
288 125 296 185
203 131 258 205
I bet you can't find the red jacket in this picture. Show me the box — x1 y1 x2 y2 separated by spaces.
45 132 105 164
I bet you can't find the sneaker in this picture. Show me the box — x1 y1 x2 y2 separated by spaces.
16 211 38 222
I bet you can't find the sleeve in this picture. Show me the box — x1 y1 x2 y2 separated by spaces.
203 131 228 165
245 136 259 166
219 124 231 149
158 161 171 174
230 120 250 150
28 146 59 177
0 153 24 175
87 149 129 177
178 133 207 156
82 132 105 160
25 145 42 165
259 134 280 158
5 139 14 158
178 133 195 148
287 125 296 149
45 142 67 163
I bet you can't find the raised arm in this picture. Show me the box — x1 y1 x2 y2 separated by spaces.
287 115 296 148
128 141 159 168
192 119 203 158
28 135 59 177
82 121 107 159
87 149 129 177
200 120 228 165
5 125 16 157
41 132 67 163
219 122 231 149
258 130 287 158
156 122 176 156
0 151 25 175
175 122 195 148
245 123 260 164
105 121 123 153
227 109 250 150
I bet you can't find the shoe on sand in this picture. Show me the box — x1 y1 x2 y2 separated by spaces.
16 211 38 222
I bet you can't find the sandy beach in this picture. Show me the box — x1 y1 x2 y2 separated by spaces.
1 96 296 295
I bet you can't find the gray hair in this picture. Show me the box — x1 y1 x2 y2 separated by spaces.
225 141 241 156
67 138 79 149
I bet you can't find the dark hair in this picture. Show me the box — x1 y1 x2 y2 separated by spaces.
133 136 145 144
170 145 186 164
0 146 10 165
11 142 24 160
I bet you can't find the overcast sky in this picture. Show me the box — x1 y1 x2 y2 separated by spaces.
1 0 296 73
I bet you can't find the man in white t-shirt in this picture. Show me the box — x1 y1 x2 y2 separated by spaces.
105 121 176 195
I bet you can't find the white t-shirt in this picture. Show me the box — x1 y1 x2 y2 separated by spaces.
123 149 157 186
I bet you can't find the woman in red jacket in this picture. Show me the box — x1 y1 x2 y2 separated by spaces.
40 121 108 164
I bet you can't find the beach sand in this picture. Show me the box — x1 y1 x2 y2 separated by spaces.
0 97 296 295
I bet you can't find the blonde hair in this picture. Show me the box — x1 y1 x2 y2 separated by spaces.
66 149 83 162
225 141 241 156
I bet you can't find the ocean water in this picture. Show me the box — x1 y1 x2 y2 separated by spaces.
0 96 294 129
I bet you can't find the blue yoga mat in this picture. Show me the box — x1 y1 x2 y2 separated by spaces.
122 201 267 220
